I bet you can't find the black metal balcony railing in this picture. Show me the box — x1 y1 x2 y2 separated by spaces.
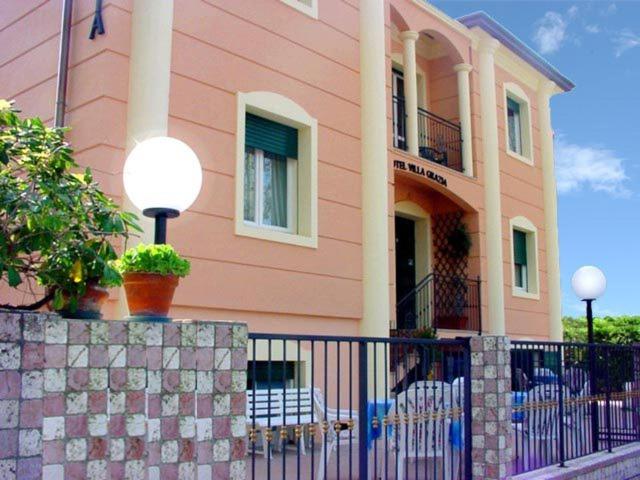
394 273 482 334
392 95 464 173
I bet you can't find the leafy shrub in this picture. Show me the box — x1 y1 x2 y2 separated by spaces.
0 101 140 311
563 315 640 345
114 243 190 277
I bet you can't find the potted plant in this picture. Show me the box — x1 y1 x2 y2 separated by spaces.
113 243 190 321
0 100 140 317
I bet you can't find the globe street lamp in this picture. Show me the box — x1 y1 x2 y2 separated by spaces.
571 265 606 452
571 266 607 345
124 137 202 244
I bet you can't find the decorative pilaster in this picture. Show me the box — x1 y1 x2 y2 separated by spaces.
118 0 175 319
400 31 420 157
454 63 474 176
478 38 506 335
538 80 563 341
359 0 390 338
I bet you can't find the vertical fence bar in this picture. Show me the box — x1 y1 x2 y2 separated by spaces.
463 339 472 480
557 345 566 467
605 347 613 453
358 341 369 480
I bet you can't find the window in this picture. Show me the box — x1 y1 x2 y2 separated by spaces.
507 97 522 155
503 83 533 164
513 229 528 291
235 92 318 248
392 69 406 150
280 0 318 18
243 114 298 232
510 217 540 299
247 361 297 389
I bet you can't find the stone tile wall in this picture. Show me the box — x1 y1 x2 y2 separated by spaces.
0 310 247 480
469 335 513 480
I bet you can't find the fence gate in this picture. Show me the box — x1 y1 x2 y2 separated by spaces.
246 333 471 479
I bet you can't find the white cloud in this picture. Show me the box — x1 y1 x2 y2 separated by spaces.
567 5 579 18
533 11 568 54
602 3 617 16
555 137 630 197
585 24 600 34
613 29 640 57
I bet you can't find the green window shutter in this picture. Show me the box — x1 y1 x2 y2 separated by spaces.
513 230 528 266
507 97 520 115
245 113 298 159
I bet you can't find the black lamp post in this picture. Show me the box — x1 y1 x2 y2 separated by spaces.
123 137 202 245
142 208 179 245
572 266 607 453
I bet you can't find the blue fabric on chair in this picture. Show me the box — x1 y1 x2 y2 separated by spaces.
512 391 527 422
367 400 395 449
450 420 463 450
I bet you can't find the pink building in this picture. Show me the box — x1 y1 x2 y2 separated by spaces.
0 0 573 340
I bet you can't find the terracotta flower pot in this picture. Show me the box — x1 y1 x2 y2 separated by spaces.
123 272 179 319
53 281 109 320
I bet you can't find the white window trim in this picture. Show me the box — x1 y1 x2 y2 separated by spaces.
244 148 298 234
503 83 534 166
236 91 318 249
279 0 318 19
510 216 540 300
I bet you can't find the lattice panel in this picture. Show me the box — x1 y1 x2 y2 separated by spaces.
432 212 469 279
432 212 470 325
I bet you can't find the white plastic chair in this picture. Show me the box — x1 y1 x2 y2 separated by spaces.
386 382 452 480
246 387 315 458
514 384 572 469
313 388 359 480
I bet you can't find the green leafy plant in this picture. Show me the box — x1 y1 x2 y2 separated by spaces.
114 243 191 277
446 222 472 259
411 326 438 340
563 315 640 345
0 101 140 311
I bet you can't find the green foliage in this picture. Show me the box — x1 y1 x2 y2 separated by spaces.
0 101 140 310
563 315 640 345
446 222 472 259
114 244 190 278
411 326 438 340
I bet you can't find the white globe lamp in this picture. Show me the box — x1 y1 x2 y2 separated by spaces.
571 265 606 346
571 266 606 301
123 137 202 243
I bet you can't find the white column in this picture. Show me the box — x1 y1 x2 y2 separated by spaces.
538 80 563 341
478 38 506 335
118 0 174 318
359 0 389 339
400 30 420 157
454 63 474 177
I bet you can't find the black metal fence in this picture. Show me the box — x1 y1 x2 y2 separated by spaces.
395 274 482 335
417 108 462 174
392 97 463 174
511 341 640 474
247 333 472 479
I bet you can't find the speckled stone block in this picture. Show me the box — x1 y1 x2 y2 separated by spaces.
470 335 513 480
0 311 247 480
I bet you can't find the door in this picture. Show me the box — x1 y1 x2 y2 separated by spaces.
392 69 406 149
395 216 416 329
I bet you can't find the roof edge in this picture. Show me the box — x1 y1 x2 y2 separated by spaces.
457 11 575 92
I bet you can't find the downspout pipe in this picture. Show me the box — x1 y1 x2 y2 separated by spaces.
54 0 73 127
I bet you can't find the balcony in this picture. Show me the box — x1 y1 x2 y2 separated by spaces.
393 95 464 173
393 273 482 334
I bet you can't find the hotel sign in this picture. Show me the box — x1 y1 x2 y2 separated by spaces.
393 160 447 188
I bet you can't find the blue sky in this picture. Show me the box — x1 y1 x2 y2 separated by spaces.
431 1 640 317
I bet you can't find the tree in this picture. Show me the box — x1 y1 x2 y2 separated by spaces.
563 315 640 345
0 100 140 310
